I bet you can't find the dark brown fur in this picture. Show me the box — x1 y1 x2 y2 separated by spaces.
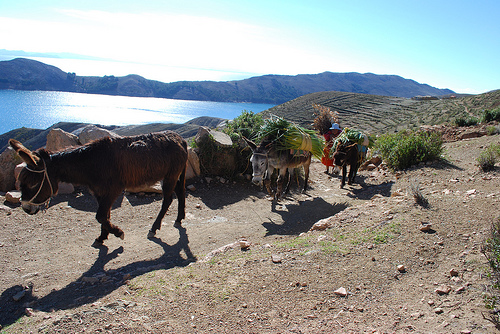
9 131 188 246
332 142 359 188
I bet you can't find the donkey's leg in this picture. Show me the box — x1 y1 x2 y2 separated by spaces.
283 169 292 194
303 163 310 193
340 165 347 188
275 168 285 200
348 162 360 185
93 193 123 246
174 168 186 225
148 176 177 238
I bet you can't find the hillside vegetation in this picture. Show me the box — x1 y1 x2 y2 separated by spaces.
0 58 454 104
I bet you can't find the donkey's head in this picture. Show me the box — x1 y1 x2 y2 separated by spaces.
243 137 271 184
332 142 357 167
9 139 58 215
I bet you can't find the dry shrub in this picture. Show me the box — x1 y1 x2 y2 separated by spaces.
312 104 339 135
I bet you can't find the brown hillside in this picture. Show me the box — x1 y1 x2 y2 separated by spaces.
261 90 500 135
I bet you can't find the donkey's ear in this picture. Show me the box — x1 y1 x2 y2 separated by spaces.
9 139 40 167
242 136 257 151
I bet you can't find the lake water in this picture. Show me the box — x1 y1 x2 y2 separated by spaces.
0 90 275 135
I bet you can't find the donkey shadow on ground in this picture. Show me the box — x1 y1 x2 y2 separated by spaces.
263 196 348 236
0 226 195 329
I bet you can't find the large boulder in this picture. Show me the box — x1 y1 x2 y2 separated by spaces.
195 126 232 147
78 125 121 145
186 147 201 180
46 128 81 152
0 147 21 192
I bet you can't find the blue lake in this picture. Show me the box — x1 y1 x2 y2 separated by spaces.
0 90 275 135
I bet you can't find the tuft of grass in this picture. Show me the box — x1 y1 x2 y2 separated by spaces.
409 178 429 208
481 218 500 329
374 130 443 170
477 144 500 172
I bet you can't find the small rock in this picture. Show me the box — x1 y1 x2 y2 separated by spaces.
420 222 432 232
435 285 452 295
25 308 35 316
82 276 99 284
434 307 444 314
428 300 435 306
187 185 196 192
271 255 282 263
239 240 251 250
455 286 466 293
310 218 330 231
334 287 347 297
5 191 21 204
450 268 459 277
13 290 26 301
397 265 406 273
466 189 476 195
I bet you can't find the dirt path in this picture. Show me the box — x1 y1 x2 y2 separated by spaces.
1 134 500 333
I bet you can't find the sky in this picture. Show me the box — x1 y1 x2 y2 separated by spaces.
0 0 498 94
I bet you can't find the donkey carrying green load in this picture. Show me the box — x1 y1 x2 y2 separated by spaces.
244 117 324 200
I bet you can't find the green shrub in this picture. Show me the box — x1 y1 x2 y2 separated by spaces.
483 108 500 123
454 116 479 127
482 218 500 327
374 130 443 170
477 144 500 172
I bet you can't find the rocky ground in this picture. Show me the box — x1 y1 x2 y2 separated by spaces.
1 132 500 333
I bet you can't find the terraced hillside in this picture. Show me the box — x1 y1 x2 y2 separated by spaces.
261 90 500 135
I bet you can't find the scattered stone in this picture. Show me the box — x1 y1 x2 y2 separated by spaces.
420 222 432 232
239 240 251 250
82 276 99 284
13 290 26 301
450 268 459 277
455 286 466 293
317 235 327 242
310 218 331 231
334 287 347 297
187 184 196 192
25 308 35 316
271 254 282 263
435 285 452 295
466 189 476 196
5 191 21 204
428 300 435 306
434 307 444 314
397 265 406 273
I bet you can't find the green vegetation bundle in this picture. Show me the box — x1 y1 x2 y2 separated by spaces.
374 130 443 170
311 103 339 135
222 110 264 142
258 116 324 159
331 128 374 153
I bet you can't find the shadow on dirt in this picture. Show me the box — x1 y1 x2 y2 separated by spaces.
0 226 195 329
263 198 348 236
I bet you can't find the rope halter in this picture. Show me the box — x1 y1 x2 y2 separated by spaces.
22 158 54 209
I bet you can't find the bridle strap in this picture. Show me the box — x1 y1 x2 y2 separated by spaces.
22 159 54 207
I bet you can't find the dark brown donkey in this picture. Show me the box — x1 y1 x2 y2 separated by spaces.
9 131 188 247
332 141 360 188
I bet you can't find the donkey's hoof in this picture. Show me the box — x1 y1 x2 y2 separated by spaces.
173 221 182 228
117 231 125 240
147 230 156 238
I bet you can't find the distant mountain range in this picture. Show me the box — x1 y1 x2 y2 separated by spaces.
0 58 454 104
